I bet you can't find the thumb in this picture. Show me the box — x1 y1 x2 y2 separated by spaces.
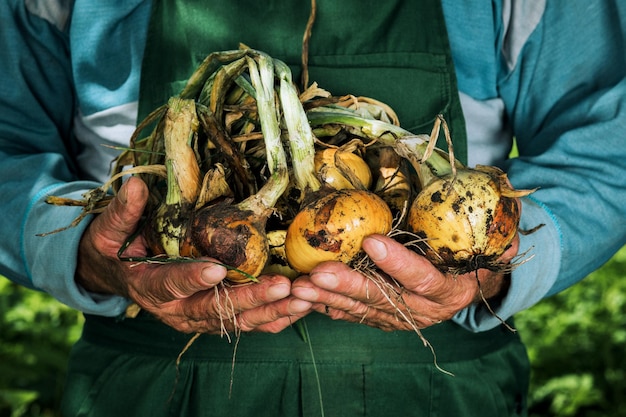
141 260 228 302
362 234 434 283
93 177 149 246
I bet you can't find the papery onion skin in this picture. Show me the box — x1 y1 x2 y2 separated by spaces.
183 201 269 283
407 166 521 274
285 189 393 273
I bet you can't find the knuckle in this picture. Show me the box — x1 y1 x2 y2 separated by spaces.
235 316 256 332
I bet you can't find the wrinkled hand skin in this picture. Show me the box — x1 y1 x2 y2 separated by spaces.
76 177 312 334
291 233 519 332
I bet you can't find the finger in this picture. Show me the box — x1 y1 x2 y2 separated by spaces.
292 271 397 317
500 233 520 263
252 314 308 333
237 297 312 333
173 277 304 334
363 235 475 302
313 244 472 322
309 301 417 332
362 234 437 286
293 274 452 330
295 263 393 309
179 275 293 322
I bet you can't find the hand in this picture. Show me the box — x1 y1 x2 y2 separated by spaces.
291 233 518 331
76 177 311 334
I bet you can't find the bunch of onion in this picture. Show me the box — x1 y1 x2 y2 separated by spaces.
302 107 537 343
42 49 294 288
43 46 535 292
143 53 290 283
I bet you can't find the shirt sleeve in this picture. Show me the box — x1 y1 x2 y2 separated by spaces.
454 1 626 331
0 1 129 316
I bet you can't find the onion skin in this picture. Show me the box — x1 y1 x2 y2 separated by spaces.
407 165 522 274
285 189 393 273
183 201 269 283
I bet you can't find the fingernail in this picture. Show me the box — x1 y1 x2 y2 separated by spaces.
267 283 290 300
288 299 312 314
310 271 338 289
364 236 388 262
291 286 318 301
201 264 226 284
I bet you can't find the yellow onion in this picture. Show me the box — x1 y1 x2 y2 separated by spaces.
408 165 531 274
285 189 393 273
314 148 372 190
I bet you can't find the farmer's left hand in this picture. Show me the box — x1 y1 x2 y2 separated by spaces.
290 233 517 331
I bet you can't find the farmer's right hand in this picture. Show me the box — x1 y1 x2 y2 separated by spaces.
291 233 517 331
75 177 310 334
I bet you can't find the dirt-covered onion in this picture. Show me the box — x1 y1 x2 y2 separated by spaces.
285 189 393 273
404 116 534 274
181 201 271 282
408 165 529 273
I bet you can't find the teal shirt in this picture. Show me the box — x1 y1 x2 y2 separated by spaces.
1 0 625 331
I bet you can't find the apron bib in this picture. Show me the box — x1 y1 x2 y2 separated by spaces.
62 2 529 416
138 0 467 163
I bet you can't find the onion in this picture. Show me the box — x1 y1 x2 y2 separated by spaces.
373 147 412 213
143 97 202 258
262 229 299 279
314 147 372 190
404 116 534 274
285 189 392 273
182 201 271 282
274 61 394 274
408 165 527 273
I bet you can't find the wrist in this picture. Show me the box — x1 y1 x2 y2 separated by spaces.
75 230 129 297
473 271 511 304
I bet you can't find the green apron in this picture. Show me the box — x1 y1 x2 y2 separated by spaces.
62 1 529 416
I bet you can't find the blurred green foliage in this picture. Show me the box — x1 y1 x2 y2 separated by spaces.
0 246 625 416
516 245 626 416
0 279 82 417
